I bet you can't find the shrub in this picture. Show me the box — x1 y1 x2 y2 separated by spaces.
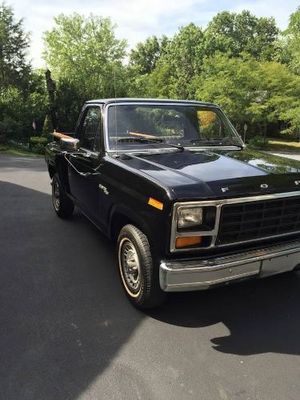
29 136 48 145
31 143 46 154
29 136 48 154
248 136 267 149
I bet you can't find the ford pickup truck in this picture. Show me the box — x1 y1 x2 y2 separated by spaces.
45 98 300 308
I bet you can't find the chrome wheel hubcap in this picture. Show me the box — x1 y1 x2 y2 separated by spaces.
52 179 60 211
119 238 141 296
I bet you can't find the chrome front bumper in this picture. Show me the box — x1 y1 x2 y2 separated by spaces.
159 240 300 292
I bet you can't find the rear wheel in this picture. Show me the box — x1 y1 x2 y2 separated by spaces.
117 224 166 309
51 173 74 218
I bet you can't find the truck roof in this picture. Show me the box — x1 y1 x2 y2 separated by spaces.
85 98 218 107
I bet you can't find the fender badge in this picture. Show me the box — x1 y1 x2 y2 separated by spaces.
260 183 269 189
99 184 109 195
295 180 300 186
221 187 229 193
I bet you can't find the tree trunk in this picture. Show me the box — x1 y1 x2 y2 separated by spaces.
45 69 58 130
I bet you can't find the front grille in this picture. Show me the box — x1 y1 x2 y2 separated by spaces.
217 196 300 245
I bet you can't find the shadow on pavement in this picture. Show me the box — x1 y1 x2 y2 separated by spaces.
150 271 300 356
2 179 300 400
0 181 143 400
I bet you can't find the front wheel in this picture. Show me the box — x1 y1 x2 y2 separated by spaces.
51 173 74 219
117 224 166 309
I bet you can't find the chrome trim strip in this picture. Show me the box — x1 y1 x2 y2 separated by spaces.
170 191 300 252
106 146 241 155
160 239 300 291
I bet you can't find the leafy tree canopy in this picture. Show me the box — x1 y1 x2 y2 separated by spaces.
282 7 300 74
129 35 169 75
0 2 31 90
204 10 279 60
44 14 127 99
43 13 128 129
194 53 300 135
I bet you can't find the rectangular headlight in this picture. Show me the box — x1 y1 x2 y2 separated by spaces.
171 202 217 252
177 207 203 229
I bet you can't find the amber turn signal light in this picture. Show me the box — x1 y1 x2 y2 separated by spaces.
175 236 202 248
148 197 164 210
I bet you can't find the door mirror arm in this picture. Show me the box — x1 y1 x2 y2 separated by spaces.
63 151 103 177
60 137 80 152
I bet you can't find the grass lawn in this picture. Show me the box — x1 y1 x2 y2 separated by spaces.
0 144 42 157
267 140 300 152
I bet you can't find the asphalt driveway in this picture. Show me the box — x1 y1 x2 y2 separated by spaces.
270 151 300 161
1 154 300 400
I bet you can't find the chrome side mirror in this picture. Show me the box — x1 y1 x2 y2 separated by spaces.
60 137 80 152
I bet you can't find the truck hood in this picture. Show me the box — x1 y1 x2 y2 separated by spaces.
119 148 300 200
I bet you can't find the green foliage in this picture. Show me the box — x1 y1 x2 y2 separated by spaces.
129 35 169 74
204 10 279 61
248 136 267 149
130 11 280 103
3 3 300 148
0 70 48 140
129 24 205 99
158 23 205 98
0 5 48 143
280 106 300 137
0 3 31 90
0 86 25 138
29 136 48 154
193 54 300 137
43 13 128 130
282 7 300 74
29 136 48 144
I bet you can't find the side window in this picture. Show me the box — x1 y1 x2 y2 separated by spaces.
80 107 101 151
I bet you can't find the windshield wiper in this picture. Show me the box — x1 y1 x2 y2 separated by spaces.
117 134 184 151
129 131 184 151
117 137 163 143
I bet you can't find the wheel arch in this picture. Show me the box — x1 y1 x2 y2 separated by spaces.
53 154 71 193
109 205 152 243
48 163 56 178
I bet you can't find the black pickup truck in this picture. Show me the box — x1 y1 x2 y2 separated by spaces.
45 98 300 308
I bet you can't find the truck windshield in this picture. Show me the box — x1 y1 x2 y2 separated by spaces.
107 103 243 151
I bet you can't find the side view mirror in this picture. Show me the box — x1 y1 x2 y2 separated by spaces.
60 137 80 152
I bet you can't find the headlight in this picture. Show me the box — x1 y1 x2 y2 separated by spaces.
177 207 203 229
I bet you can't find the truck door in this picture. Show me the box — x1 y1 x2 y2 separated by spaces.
68 105 103 224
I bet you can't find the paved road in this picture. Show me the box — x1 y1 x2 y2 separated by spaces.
1 154 300 400
270 152 300 161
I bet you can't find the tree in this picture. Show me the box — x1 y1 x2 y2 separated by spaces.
164 23 205 98
281 7 300 74
43 13 128 129
129 35 169 75
44 14 127 97
0 3 30 90
195 54 258 127
0 3 47 142
194 53 300 138
204 11 279 61
130 13 280 101
137 23 205 99
0 68 48 140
